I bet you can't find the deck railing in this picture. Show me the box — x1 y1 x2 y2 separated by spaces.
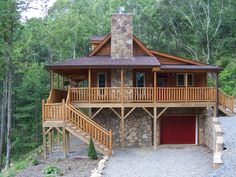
219 90 234 114
188 87 216 102
42 99 112 154
69 87 217 103
157 88 185 102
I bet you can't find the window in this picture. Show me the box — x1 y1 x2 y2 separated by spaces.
177 73 193 86
188 74 193 86
136 72 145 87
158 76 166 87
98 73 106 88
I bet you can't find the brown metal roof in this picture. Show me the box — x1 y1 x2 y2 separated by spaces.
45 56 161 69
90 36 106 42
160 64 223 71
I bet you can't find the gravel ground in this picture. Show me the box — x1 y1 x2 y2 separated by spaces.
104 145 213 177
209 114 236 177
104 110 236 177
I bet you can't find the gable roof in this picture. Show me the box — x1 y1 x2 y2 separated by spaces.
88 34 154 57
151 50 205 66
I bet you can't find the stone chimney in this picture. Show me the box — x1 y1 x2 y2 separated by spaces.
111 11 133 59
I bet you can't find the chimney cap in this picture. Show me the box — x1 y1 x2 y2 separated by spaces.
118 6 125 14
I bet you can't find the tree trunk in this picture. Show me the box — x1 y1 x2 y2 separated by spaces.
0 75 8 168
5 62 12 169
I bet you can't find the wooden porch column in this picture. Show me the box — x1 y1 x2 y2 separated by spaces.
50 70 54 90
62 127 67 157
154 71 157 104
121 107 125 149
43 127 47 159
57 73 59 90
214 73 219 117
153 107 157 149
184 73 188 102
48 129 52 153
121 69 125 148
88 69 91 103
66 131 70 154
62 75 64 90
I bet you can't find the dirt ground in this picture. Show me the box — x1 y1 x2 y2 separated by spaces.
15 136 100 177
15 156 99 177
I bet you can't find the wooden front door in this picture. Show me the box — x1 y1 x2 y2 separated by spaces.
161 116 196 144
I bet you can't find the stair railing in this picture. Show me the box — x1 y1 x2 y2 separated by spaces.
63 96 112 155
219 90 234 115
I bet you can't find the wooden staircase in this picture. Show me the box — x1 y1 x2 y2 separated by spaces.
42 89 112 156
219 90 234 117
64 103 112 156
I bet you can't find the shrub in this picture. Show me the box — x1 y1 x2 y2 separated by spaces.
88 138 97 159
43 165 63 176
32 159 39 166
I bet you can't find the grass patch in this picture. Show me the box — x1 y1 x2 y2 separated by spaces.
0 146 43 177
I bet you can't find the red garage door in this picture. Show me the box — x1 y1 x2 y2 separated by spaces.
161 116 196 144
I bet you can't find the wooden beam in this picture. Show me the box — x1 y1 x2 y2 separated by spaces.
66 131 70 154
43 127 47 159
154 71 157 104
62 127 67 157
50 70 54 90
157 107 168 119
62 75 64 90
152 67 160 72
48 129 52 153
88 69 91 103
91 107 103 119
121 107 125 149
57 128 60 146
185 73 188 102
153 107 157 149
57 73 59 90
45 127 53 135
121 69 124 104
109 107 122 119
215 73 219 117
124 107 136 119
142 107 154 119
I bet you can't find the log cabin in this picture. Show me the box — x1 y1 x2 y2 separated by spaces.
42 12 234 157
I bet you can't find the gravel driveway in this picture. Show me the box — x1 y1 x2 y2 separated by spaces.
104 110 236 177
104 145 213 177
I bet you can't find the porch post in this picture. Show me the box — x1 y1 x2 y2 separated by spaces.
62 75 64 90
153 107 157 149
57 73 59 90
43 127 47 159
88 69 91 103
154 71 157 104
184 73 188 102
214 73 219 117
50 70 54 90
121 69 125 148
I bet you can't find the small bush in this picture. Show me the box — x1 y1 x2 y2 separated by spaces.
88 138 97 159
32 159 39 166
43 165 63 176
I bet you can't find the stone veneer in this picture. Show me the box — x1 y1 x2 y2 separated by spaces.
93 107 214 148
111 68 133 87
111 13 133 59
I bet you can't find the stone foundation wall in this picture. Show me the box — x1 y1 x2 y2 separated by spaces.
125 108 152 146
92 107 213 148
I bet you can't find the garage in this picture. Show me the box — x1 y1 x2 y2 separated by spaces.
161 116 196 144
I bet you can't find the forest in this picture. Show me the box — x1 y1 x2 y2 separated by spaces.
0 0 235 171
